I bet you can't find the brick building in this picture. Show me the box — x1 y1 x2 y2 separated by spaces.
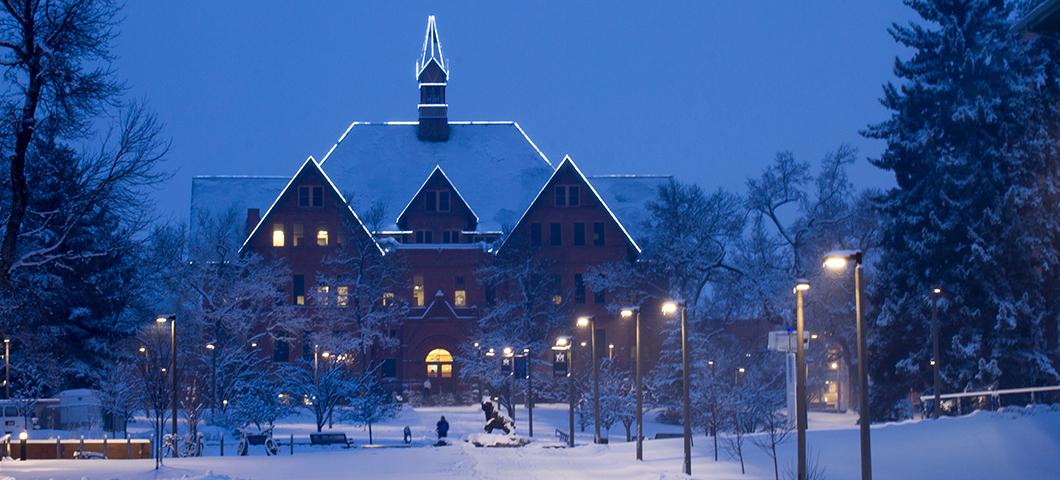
189 16 670 394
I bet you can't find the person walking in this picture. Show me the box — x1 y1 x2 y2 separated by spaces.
436 416 450 441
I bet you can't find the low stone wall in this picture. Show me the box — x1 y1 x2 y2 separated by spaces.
3 438 151 460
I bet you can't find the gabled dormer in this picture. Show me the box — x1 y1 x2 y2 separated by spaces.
241 156 381 256
397 166 478 244
498 155 641 257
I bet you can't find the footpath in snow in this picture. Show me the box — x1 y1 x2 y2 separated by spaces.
0 404 1058 479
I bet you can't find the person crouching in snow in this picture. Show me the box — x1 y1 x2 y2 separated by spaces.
436 416 450 440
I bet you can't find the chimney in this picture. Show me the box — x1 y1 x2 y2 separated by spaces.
246 208 261 238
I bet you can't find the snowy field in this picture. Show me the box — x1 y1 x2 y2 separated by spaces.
1 404 1059 479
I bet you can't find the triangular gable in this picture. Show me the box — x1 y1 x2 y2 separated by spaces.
240 156 383 255
419 290 473 320
395 165 479 228
496 155 643 254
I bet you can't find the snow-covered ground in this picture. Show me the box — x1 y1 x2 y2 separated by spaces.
1 404 1059 479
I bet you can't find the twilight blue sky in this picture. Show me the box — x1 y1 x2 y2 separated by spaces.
112 2 916 220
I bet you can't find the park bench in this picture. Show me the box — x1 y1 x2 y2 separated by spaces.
555 429 569 444
654 433 684 440
309 432 353 448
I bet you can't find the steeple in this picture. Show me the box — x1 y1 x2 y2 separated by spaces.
416 15 449 142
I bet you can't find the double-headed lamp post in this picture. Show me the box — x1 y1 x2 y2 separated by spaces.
553 336 575 448
931 287 942 419
503 347 515 422
620 307 644 461
794 279 810 480
155 314 177 448
661 300 691 476
822 249 872 480
576 316 602 443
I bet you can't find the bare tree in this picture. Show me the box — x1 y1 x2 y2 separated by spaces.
0 0 168 281
311 201 408 375
98 361 139 436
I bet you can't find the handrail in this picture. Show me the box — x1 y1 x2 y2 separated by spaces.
920 384 1060 403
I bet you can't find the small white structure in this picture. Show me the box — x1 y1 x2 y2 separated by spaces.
58 389 102 430
768 330 811 426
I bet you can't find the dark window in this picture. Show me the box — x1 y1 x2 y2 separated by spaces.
302 338 313 362
574 223 586 245
312 186 323 207
425 191 437 211
381 359 397 378
530 223 542 246
594 289 606 305
550 223 562 246
456 276 465 288
439 191 451 212
425 231 434 243
299 186 323 207
574 274 586 304
555 186 567 207
569 186 580 206
416 231 424 243
593 222 605 246
293 275 305 305
273 339 289 362
442 231 451 243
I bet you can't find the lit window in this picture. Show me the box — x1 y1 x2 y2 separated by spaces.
317 229 329 246
383 292 395 306
293 224 304 246
454 290 466 307
552 295 563 305
337 286 349 307
426 348 453 378
272 224 285 247
413 275 425 306
316 286 330 306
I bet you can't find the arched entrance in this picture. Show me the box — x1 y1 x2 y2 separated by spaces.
425 348 454 379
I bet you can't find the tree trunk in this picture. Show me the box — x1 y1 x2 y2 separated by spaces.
771 441 779 480
368 422 374 444
0 38 43 282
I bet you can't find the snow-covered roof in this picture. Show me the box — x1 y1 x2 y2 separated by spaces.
320 122 553 232
189 175 289 242
588 174 671 245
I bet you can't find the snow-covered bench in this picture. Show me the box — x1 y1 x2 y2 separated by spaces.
309 433 352 448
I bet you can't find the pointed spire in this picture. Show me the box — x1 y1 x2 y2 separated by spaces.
417 15 447 78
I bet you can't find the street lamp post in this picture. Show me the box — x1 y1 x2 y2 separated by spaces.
4 338 9 399
662 301 691 476
931 288 942 419
553 337 575 447
206 343 217 412
503 347 515 423
524 347 533 437
794 279 811 480
823 250 872 480
621 307 644 461
155 314 177 455
576 316 601 444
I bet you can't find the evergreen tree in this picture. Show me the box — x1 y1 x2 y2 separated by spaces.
865 0 1060 418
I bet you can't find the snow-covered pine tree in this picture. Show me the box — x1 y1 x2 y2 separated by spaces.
865 0 1060 418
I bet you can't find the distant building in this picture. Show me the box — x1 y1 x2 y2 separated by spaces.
190 17 671 395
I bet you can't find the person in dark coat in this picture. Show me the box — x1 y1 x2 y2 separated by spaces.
481 401 495 421
436 416 450 440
